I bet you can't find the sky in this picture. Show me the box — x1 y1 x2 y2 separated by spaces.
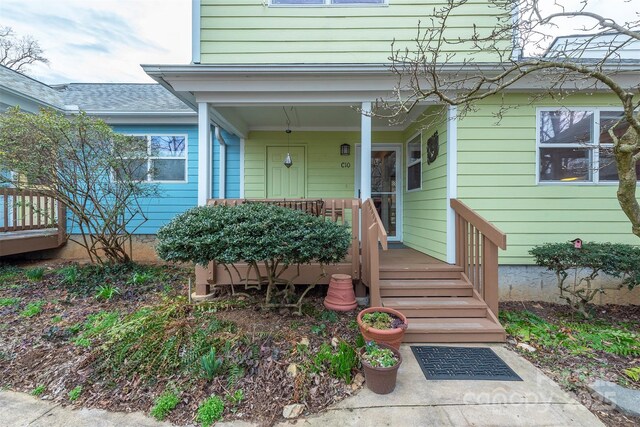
0 0 191 84
0 0 635 85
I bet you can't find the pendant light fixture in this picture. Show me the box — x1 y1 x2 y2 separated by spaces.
283 107 293 168
284 128 293 168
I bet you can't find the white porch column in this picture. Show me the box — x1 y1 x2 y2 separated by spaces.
198 102 212 206
215 127 226 199
446 105 459 264
360 101 372 201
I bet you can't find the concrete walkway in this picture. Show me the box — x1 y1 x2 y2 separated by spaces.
0 344 603 427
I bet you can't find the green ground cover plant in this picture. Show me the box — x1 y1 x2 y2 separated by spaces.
31 385 45 396
68 386 82 402
94 284 121 301
197 396 224 427
0 265 22 282
20 300 44 317
0 297 20 307
150 390 180 421
310 341 358 383
25 267 45 282
500 310 640 357
89 302 237 382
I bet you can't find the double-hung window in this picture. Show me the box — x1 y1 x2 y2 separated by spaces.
537 108 639 183
121 134 188 183
407 133 422 191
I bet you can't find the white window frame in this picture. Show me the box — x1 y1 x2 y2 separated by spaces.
406 131 422 192
121 133 189 184
269 0 388 7
535 107 632 186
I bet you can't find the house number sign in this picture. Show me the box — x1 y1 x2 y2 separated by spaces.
341 162 351 168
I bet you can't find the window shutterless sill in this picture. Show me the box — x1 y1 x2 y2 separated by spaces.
536 182 639 186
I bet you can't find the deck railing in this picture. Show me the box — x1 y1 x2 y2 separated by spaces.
361 198 388 307
0 187 67 252
1 188 64 232
207 198 362 279
451 199 507 317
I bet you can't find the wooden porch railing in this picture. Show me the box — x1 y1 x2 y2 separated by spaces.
207 198 362 280
451 199 507 317
0 187 67 246
361 198 388 307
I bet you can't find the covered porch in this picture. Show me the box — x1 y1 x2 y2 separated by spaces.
144 64 508 342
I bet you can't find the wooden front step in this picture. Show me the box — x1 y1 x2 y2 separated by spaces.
382 296 488 318
379 279 473 297
379 267 463 280
403 318 507 343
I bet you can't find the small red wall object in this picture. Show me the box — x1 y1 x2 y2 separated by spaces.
571 238 583 249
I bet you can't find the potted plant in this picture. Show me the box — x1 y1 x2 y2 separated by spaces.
360 341 402 394
357 307 408 350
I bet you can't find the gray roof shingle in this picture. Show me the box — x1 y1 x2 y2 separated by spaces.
0 65 64 108
54 83 192 113
0 65 191 113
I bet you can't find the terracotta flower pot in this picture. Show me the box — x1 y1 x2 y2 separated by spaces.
360 343 403 395
357 307 408 350
323 274 357 311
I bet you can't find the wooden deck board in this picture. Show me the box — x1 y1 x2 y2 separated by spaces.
379 247 448 269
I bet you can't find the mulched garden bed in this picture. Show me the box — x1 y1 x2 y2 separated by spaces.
0 261 363 426
500 301 640 427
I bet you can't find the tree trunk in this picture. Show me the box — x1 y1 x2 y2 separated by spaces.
614 127 640 239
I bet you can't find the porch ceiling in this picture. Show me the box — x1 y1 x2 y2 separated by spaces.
214 104 428 132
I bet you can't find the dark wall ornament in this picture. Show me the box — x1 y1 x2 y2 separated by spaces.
426 131 439 164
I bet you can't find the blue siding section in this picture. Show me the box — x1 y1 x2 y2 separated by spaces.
110 124 199 234
64 124 241 235
212 129 241 198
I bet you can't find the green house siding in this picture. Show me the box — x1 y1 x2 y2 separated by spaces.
457 93 637 265
402 107 449 261
199 0 511 64
244 130 402 199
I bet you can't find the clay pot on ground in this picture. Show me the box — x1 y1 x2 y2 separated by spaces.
357 307 408 350
360 342 403 395
323 274 357 311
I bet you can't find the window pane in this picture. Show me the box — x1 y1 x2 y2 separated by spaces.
600 111 631 145
539 148 592 182
408 135 421 164
151 136 186 157
152 159 186 181
123 135 148 157
599 149 640 181
539 111 593 144
114 159 148 181
408 163 421 190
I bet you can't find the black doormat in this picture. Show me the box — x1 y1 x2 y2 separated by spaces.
411 346 522 381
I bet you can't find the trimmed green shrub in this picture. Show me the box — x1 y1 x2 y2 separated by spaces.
530 242 640 316
156 203 351 310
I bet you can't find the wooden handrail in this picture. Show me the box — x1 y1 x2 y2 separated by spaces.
450 199 506 249
361 198 388 306
451 198 507 318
